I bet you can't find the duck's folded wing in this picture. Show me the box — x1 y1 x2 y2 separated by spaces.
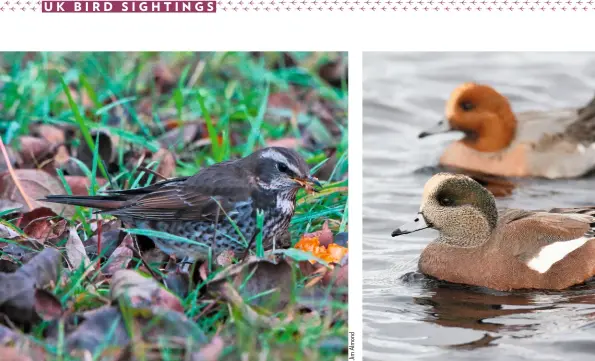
499 208 595 273
548 206 595 216
564 93 595 144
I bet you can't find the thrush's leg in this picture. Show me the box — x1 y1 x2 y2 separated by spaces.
177 256 196 273
241 232 258 262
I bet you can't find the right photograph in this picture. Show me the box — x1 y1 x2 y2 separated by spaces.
363 52 595 360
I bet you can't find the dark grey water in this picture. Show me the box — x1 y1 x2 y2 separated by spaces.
363 52 595 361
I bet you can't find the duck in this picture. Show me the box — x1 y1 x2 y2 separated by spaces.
391 173 595 291
419 83 595 179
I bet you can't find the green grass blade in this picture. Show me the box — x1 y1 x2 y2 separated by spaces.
255 209 264 257
79 74 100 108
124 228 210 250
196 90 221 161
242 82 270 157
60 77 109 180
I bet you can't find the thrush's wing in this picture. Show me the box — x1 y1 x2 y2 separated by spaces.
110 161 255 221
44 160 256 222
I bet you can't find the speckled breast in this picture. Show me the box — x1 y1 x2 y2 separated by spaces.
138 195 296 259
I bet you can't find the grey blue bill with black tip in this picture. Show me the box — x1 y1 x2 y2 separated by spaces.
418 119 452 138
391 214 430 237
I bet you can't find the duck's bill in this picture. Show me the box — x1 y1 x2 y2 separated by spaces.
391 215 430 237
418 120 453 138
293 176 322 192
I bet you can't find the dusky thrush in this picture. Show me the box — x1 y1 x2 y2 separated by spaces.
42 147 321 265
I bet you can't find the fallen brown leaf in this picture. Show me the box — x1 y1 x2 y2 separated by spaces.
66 299 208 355
103 234 134 275
110 269 184 313
65 306 129 354
266 137 302 149
0 145 22 173
85 225 122 261
22 216 68 245
18 207 58 230
218 282 282 328
313 147 339 182
163 272 190 300
267 91 302 114
322 254 348 288
0 199 24 214
0 347 33 361
158 121 202 149
215 249 235 267
64 176 108 196
18 136 54 166
0 325 23 345
74 130 115 170
152 148 176 179
251 52 298 70
318 58 348 88
0 328 47 361
153 62 176 94
65 227 91 270
58 84 93 110
0 169 74 217
33 289 64 321
0 223 24 240
209 258 293 312
52 144 69 165
190 336 224 361
32 124 65 145
303 220 333 247
0 248 62 326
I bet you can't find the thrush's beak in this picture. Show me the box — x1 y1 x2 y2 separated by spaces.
293 175 322 192
418 120 454 138
307 175 322 189
391 214 430 237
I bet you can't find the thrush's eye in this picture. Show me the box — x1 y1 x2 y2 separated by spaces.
460 101 474 111
277 162 289 173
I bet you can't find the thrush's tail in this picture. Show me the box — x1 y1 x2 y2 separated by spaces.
41 194 129 211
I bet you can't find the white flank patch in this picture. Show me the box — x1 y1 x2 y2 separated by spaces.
527 236 592 274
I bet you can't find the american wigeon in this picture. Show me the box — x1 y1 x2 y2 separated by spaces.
391 173 595 291
419 83 595 179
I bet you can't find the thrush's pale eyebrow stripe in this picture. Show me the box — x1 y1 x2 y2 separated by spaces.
526 236 593 274
260 149 301 176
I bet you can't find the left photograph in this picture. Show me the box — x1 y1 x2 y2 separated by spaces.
0 52 348 360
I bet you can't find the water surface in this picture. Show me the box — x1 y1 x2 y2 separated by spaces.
363 52 595 361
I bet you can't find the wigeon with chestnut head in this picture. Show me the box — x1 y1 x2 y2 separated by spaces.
420 83 595 179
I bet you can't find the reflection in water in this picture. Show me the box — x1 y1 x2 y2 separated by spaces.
413 281 555 335
448 334 502 350
363 52 595 361
419 165 519 197
415 278 595 341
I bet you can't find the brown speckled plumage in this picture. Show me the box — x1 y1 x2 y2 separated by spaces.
42 147 319 264
394 173 595 291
